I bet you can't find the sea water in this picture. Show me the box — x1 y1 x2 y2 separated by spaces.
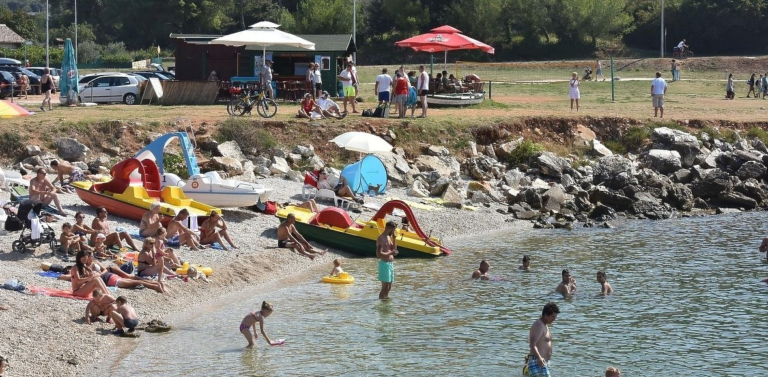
111 212 768 376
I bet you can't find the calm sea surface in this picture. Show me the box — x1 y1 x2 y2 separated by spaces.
111 212 768 376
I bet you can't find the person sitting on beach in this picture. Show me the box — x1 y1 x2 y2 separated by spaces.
90 252 166 293
71 250 110 297
85 288 116 325
317 169 363 204
240 301 279 347
519 255 532 271
166 209 205 250
400 217 411 232
471 260 491 280
73 211 98 248
110 296 139 335
297 93 323 119
29 168 66 215
605 366 621 377
330 259 344 276
91 233 116 259
200 211 237 250
556 269 577 296
277 213 326 260
153 228 183 269
596 271 613 295
91 207 139 251
278 199 319 213
316 91 346 119
136 238 175 280
59 222 86 255
50 160 97 186
139 202 164 238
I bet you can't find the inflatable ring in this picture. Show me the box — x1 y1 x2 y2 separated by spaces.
191 181 199 189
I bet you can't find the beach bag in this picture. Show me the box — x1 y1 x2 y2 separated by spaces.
362 109 374 117
4 215 23 232
263 201 277 215
120 262 134 274
3 279 26 292
373 105 389 118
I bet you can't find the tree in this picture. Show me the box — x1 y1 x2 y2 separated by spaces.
77 40 101 63
0 8 38 40
283 0 363 34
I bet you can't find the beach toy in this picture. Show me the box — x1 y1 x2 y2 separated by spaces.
175 262 213 277
321 272 355 284
270 338 286 346
116 251 139 267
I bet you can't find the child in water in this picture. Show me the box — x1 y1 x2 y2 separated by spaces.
240 301 281 347
596 271 613 295
330 259 344 277
519 255 531 271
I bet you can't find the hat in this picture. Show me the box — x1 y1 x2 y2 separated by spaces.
322 90 329 96
304 93 311 98
96 233 106 239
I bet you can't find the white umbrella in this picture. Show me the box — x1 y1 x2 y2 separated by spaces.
209 21 315 65
330 132 393 154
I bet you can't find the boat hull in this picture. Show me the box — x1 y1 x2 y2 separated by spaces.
427 92 485 106
72 185 174 225
182 190 266 208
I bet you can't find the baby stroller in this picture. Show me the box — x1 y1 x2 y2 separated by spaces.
583 67 593 80
6 200 58 253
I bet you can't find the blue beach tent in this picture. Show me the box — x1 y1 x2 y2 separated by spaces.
340 155 388 195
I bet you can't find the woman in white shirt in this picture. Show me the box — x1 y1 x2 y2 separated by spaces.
569 72 580 111
312 63 323 98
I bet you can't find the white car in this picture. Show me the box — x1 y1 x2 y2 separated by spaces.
78 74 140 105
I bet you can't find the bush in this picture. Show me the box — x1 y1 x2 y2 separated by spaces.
620 126 651 153
0 131 26 158
78 41 101 64
602 140 627 155
700 126 739 144
506 139 544 166
746 127 768 145
103 42 127 56
164 153 189 179
100 53 132 67
215 118 277 152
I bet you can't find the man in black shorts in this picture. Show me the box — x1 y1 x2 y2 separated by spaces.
276 213 326 260
417 65 430 118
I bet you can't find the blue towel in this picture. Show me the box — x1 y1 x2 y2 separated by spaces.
127 229 223 250
37 271 62 279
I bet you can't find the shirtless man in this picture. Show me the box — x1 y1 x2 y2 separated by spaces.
277 213 325 259
166 209 204 250
85 288 116 325
596 271 613 295
376 221 399 300
759 236 768 258
50 160 97 185
471 260 490 280
555 269 576 296
527 302 560 377
519 255 532 271
605 366 621 377
139 202 164 238
91 207 139 251
110 296 139 335
29 168 66 214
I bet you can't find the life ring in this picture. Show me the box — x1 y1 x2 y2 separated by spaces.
191 181 199 189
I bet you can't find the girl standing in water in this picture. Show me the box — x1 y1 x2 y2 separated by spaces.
239 301 282 347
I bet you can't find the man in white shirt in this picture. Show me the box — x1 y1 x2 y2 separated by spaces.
260 60 274 99
677 39 687 50
374 68 393 106
316 91 346 119
651 71 668 118
337 63 358 114
416 65 429 118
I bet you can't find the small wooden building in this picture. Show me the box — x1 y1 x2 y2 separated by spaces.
169 33 356 94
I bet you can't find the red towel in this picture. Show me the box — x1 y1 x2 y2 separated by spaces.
28 286 92 300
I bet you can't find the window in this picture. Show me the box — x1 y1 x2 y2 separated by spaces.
321 56 331 70
112 77 130 86
94 77 111 87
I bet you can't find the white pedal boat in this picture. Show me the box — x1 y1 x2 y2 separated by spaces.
162 171 272 208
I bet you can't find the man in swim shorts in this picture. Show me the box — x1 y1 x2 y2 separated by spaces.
50 159 97 185
471 260 490 280
110 296 139 335
527 302 559 377
277 213 326 260
85 288 116 325
376 221 399 300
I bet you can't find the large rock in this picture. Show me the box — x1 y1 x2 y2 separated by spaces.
209 156 243 176
592 155 634 189
672 169 692 184
440 185 463 208
589 203 617 220
374 152 413 185
588 186 633 211
307 155 325 170
645 149 682 174
427 145 450 157
736 161 767 180
575 124 597 145
216 141 246 162
232 161 257 183
535 152 571 178
736 178 768 204
542 185 567 212
701 150 721 169
503 169 525 188
414 155 460 178
651 127 701 167
22 155 44 168
292 145 315 158
407 180 429 198
285 170 304 182
717 191 758 209
54 138 90 161
691 170 732 199
269 156 290 175
25 145 41 156
592 139 613 157
517 188 543 209
665 183 694 211
429 178 451 196
495 137 524 159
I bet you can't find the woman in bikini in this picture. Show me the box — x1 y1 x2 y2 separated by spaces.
91 206 139 251
136 238 175 279
71 250 110 297
166 209 204 250
153 227 183 269
88 252 165 293
139 202 164 238
200 211 237 250
40 68 53 112
73 211 99 249
239 301 279 347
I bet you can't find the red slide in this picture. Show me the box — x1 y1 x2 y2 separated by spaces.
372 200 450 255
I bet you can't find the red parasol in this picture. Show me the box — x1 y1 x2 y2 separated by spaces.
395 25 495 54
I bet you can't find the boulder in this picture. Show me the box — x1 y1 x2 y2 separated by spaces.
429 178 450 196
665 183 694 211
254 165 271 176
292 145 315 158
575 124 597 144
592 139 613 157
375 152 413 185
54 138 90 161
495 137 524 159
22 156 44 168
645 149 682 174
198 137 219 153
285 170 304 182
503 169 525 188
736 178 768 204
560 173 575 187
588 186 633 211
541 185 567 212
253 156 271 169
717 191 758 209
25 145 41 156
518 188 543 209
733 150 763 164
753 139 768 154
440 185 463 208
308 155 325 170
716 207 742 215
414 155 460 178
736 161 767 180
286 153 303 163
468 181 491 194
592 155 634 189
216 141 246 162
651 127 701 166
209 156 244 176
691 170 732 199
628 199 671 219
269 156 290 175
534 152 571 178
232 161 257 183
672 169 692 184
531 178 550 190
427 145 450 157
273 149 287 159
701 150 720 169
515 210 541 220
690 165 713 180
469 191 490 204
73 161 89 171
589 203 617 220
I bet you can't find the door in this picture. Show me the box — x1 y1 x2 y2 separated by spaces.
111 76 132 102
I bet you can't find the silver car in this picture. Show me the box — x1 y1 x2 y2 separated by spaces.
78 74 140 105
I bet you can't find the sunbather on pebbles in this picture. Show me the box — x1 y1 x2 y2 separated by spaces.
91 206 139 251
200 210 238 250
167 209 205 250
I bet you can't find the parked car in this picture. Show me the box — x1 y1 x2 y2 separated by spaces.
79 72 147 85
0 66 42 94
131 71 173 80
78 74 140 105
0 58 22 67
0 71 19 99
27 67 60 88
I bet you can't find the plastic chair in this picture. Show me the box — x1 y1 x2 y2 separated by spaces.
317 189 352 209
302 184 318 200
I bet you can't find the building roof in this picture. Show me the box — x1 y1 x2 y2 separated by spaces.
246 34 355 52
169 33 223 41
0 24 25 44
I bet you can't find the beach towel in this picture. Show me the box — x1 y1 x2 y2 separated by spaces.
28 285 91 300
37 271 62 279
406 86 418 107
127 229 224 250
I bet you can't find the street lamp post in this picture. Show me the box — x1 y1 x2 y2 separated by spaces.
75 0 78 63
45 0 49 67
352 0 356 63
660 0 664 58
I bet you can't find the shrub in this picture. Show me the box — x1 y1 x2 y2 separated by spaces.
620 126 651 153
215 118 276 152
100 53 132 67
0 131 26 159
163 153 189 179
602 140 627 155
506 139 544 166
746 127 768 145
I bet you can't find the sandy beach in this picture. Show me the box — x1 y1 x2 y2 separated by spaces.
0 174 525 377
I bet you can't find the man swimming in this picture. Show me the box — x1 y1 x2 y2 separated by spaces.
596 271 613 295
519 255 532 271
555 269 577 296
471 260 490 280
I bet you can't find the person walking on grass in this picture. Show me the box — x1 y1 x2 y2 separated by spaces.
595 59 605 81
526 302 560 377
670 59 679 82
40 68 54 112
374 67 393 107
726 73 735 100
569 72 580 111
376 221 398 300
651 71 668 118
747 73 757 98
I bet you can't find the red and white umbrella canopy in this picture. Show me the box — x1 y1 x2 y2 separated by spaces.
395 25 495 54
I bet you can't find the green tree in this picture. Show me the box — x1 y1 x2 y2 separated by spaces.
77 40 101 63
283 0 363 34
0 8 38 40
381 0 429 38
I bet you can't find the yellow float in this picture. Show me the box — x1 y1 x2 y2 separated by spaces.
322 272 355 284
176 262 213 277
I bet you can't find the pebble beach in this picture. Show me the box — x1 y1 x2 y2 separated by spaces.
0 174 525 377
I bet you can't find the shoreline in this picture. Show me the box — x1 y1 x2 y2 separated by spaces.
0 176 523 377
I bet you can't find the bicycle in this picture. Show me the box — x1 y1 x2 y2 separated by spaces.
226 85 278 118
673 48 694 59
